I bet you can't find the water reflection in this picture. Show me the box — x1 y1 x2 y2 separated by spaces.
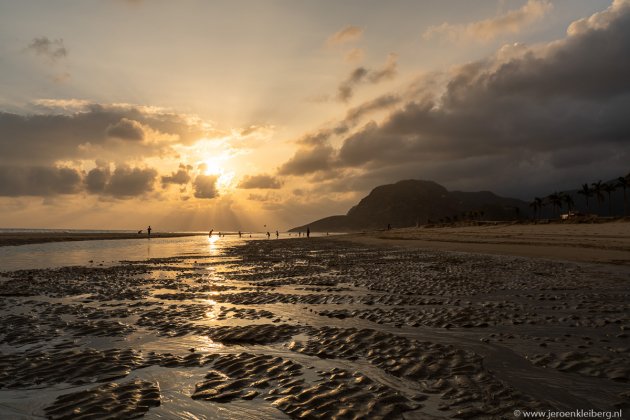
207 235 221 256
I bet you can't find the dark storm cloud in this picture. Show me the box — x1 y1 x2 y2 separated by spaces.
282 1 630 197
0 166 81 196
193 174 219 199
277 145 334 176
161 164 192 186
26 37 67 62
0 103 210 165
85 166 109 194
106 118 145 141
337 54 398 102
106 166 157 197
237 174 283 189
85 165 157 198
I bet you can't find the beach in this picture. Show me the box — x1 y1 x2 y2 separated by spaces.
0 231 628 419
348 220 630 265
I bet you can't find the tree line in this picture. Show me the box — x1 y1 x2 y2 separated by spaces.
529 173 630 219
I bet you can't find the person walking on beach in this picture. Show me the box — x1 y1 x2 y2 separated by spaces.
147 226 152 238
238 231 242 238
306 227 310 238
275 230 279 239
209 229 213 237
266 231 270 239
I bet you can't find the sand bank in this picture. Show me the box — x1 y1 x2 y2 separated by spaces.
341 221 630 264
0 231 203 247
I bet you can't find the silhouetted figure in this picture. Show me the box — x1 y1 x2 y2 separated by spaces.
306 227 310 238
298 232 301 237
266 231 271 239
238 231 242 238
147 226 152 238
387 223 391 230
275 230 279 239
209 229 213 237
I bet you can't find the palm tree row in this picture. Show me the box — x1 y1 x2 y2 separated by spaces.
530 172 630 219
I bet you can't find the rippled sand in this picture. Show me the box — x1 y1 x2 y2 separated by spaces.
0 237 628 418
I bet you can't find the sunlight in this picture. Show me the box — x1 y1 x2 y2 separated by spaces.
198 156 236 194
203 158 223 176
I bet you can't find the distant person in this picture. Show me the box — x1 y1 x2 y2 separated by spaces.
298 232 301 237
209 229 213 237
306 227 310 238
387 223 391 230
238 231 242 238
147 226 152 238
266 231 270 239
275 230 279 239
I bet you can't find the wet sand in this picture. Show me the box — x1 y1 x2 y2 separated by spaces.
345 221 630 265
0 231 203 247
1 237 628 418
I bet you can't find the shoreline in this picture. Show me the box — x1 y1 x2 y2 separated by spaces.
334 220 630 265
0 231 204 247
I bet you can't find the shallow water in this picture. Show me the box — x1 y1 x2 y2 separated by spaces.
0 233 325 271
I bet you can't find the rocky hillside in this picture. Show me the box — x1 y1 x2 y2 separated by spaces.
290 179 528 232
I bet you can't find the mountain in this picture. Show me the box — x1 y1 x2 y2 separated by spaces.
289 179 528 232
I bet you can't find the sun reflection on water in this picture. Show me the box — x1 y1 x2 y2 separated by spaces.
207 235 221 255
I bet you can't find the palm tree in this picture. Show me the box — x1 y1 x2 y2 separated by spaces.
577 184 592 211
562 193 574 213
602 183 616 216
529 197 544 220
591 181 605 215
547 192 563 218
617 176 629 216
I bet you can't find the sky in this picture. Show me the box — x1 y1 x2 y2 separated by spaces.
0 0 628 231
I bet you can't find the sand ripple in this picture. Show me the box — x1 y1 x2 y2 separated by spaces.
45 379 160 419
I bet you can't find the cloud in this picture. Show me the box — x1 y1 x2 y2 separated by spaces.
326 25 363 46
26 37 68 62
237 174 283 189
0 103 214 166
106 118 145 141
423 0 552 43
280 0 630 198
161 164 192 186
85 165 109 194
345 48 364 63
278 145 335 176
85 164 157 198
193 174 219 199
337 54 398 101
0 166 82 196
247 192 280 202
343 94 401 125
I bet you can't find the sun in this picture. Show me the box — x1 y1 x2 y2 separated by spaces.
200 157 235 193
202 158 223 176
